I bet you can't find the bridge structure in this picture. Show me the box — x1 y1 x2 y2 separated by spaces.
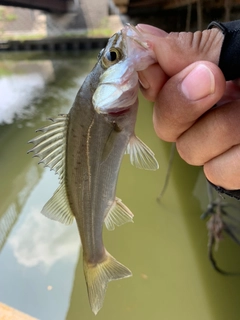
0 0 115 51
1 0 239 15
0 0 239 51
1 0 239 30
0 0 74 13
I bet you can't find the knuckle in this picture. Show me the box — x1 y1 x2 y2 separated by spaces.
176 138 203 166
141 88 158 102
153 110 178 142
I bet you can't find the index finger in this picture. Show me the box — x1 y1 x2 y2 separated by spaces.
138 63 168 102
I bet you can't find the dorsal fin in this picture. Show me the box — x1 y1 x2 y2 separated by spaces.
104 197 134 231
28 114 74 225
125 135 159 170
28 114 68 181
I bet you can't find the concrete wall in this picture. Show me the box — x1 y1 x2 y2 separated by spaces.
47 0 109 35
0 0 110 39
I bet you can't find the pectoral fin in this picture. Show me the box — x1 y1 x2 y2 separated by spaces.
105 197 134 231
126 135 159 170
101 129 118 163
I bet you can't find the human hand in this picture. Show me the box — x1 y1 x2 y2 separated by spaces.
137 24 240 190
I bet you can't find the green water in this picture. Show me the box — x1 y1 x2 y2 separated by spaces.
0 52 240 320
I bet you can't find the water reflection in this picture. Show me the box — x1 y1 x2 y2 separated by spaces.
0 52 97 319
0 61 53 124
9 196 79 269
0 52 95 253
1 52 240 320
0 165 40 252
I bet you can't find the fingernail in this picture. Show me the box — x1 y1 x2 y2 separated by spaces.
136 24 168 37
138 73 150 89
181 64 215 101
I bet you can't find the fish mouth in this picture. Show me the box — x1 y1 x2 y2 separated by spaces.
93 80 139 115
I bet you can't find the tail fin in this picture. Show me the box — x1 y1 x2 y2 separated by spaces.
83 251 132 315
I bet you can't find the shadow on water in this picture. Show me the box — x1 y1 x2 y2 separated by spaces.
0 52 240 320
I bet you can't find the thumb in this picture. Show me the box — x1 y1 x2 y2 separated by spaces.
136 24 224 76
152 61 226 143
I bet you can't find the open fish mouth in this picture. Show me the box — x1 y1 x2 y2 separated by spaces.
93 74 139 114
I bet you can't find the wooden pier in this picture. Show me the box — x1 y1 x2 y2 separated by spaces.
0 302 37 320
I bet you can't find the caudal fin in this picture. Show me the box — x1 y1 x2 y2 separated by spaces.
83 252 132 315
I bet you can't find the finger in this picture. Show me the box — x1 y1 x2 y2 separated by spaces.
137 24 224 76
153 61 226 142
136 25 224 105
204 144 240 190
176 100 240 166
138 64 168 102
136 24 168 37
218 79 240 106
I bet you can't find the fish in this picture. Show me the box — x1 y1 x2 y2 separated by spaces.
28 25 158 315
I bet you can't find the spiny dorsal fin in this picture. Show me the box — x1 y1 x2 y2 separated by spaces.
41 184 74 225
126 135 159 170
104 197 134 231
28 114 74 225
27 114 68 181
83 251 132 315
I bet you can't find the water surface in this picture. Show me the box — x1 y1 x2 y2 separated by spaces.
0 52 240 320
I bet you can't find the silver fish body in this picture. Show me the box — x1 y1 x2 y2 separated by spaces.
67 101 137 259
28 25 158 315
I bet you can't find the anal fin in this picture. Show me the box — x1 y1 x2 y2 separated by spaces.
104 197 134 231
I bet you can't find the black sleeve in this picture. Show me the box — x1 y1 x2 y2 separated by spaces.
207 180 240 200
208 20 240 81
207 20 240 199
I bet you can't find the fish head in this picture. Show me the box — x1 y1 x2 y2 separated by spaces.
93 25 156 114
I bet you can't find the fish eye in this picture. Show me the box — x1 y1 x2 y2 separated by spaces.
102 48 122 68
106 50 117 62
